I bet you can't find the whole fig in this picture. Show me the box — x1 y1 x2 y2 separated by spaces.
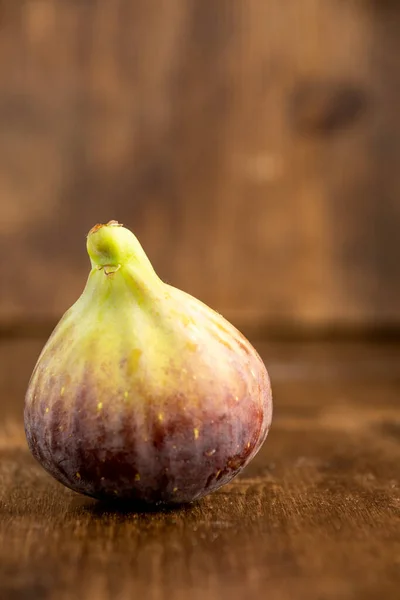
24 221 272 505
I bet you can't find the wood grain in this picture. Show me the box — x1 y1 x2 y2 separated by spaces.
0 338 399 600
0 0 400 330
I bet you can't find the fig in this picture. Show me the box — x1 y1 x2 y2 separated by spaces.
24 221 272 505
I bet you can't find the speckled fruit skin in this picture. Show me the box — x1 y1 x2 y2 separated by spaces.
24 222 272 505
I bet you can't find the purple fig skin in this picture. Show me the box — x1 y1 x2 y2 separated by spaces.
24 223 273 505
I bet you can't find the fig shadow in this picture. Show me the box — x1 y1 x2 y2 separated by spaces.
73 495 200 517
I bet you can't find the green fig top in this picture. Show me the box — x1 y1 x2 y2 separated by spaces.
84 221 164 308
87 221 157 276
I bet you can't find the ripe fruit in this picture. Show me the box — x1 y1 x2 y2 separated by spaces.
24 221 272 505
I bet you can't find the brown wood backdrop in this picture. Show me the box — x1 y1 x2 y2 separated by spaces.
1 0 400 332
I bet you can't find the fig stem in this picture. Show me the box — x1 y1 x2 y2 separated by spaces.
86 222 154 273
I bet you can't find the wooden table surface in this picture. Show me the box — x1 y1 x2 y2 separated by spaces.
0 338 399 600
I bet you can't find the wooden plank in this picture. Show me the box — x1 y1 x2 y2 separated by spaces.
1 338 399 599
0 0 400 330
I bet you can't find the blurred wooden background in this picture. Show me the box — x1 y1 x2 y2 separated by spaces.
1 0 400 336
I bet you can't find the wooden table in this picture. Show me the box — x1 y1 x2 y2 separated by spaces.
1 338 399 600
